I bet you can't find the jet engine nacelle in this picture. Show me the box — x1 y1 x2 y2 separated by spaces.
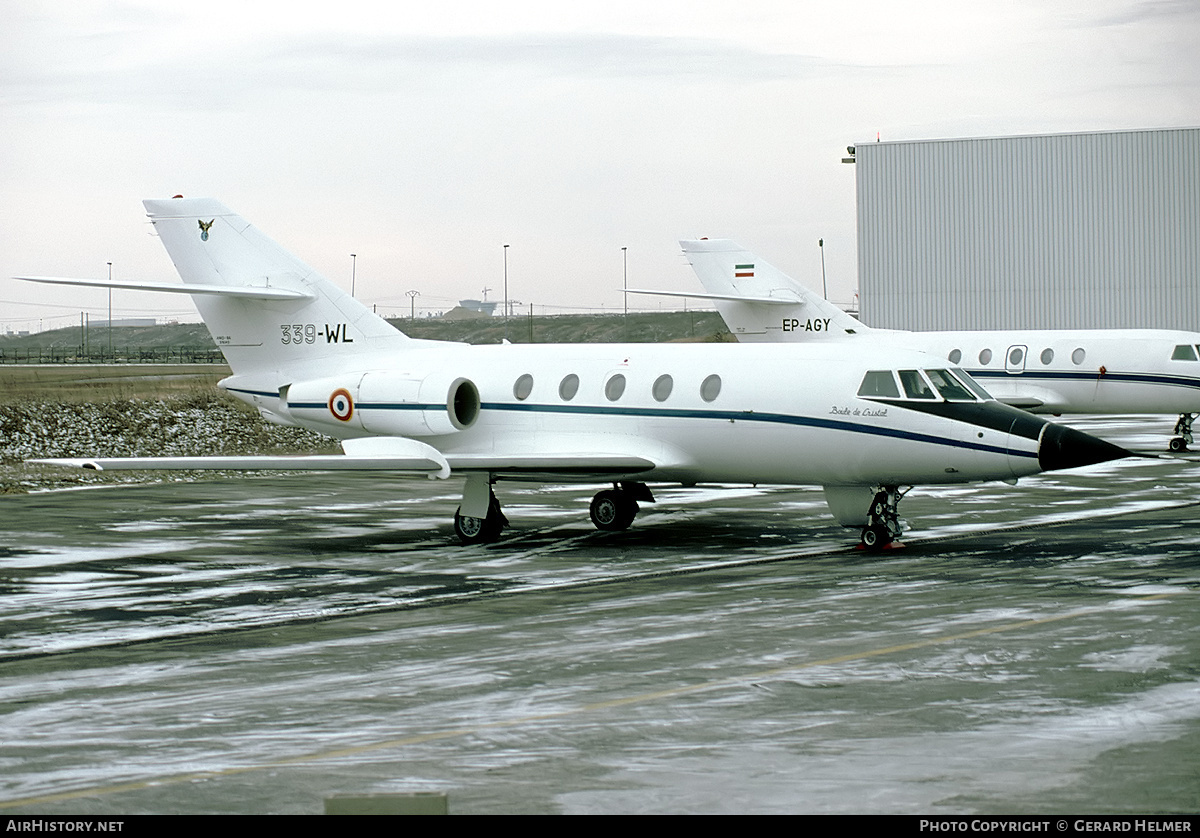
284 372 480 437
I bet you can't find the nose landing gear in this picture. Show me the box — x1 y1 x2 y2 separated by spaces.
1170 413 1194 453
860 486 909 550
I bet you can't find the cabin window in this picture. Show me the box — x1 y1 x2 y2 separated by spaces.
559 374 580 401
947 349 962 364
605 374 626 401
1040 348 1054 365
925 369 976 402
898 370 936 400
1172 344 1198 361
979 348 993 365
1072 348 1086 365
1008 347 1025 366
513 374 534 400
857 370 900 398
700 374 722 402
652 374 674 402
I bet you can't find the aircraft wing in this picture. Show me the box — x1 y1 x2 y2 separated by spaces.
445 453 656 480
16 275 314 301
30 437 663 482
995 395 1047 410
29 454 447 473
30 436 450 477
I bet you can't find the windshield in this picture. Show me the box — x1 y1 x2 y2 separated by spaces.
858 367 990 402
924 369 976 402
898 370 936 400
950 368 992 400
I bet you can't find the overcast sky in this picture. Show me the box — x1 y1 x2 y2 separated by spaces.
3 0 1198 331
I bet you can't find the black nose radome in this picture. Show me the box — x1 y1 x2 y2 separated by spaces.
1038 423 1132 472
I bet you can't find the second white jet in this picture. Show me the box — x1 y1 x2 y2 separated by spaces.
634 239 1200 452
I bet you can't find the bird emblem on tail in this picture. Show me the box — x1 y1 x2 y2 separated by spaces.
198 219 214 241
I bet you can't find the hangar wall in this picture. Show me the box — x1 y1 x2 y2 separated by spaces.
854 127 1200 331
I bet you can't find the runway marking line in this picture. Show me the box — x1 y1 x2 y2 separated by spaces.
0 590 1186 811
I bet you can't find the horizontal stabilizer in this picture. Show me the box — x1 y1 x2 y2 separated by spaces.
626 288 804 306
16 275 314 301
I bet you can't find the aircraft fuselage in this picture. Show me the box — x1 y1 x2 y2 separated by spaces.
220 341 1104 489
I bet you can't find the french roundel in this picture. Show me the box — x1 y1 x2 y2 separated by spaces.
328 388 354 422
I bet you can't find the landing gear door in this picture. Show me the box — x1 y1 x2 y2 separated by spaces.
1005 345 1028 375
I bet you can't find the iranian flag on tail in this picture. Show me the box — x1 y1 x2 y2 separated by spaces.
734 263 754 278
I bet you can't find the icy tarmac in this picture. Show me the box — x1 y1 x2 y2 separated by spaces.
1 418 1198 814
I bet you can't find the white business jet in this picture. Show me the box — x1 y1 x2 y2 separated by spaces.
19 199 1130 549
632 239 1200 452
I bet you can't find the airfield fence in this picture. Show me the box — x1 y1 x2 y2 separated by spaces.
0 347 225 365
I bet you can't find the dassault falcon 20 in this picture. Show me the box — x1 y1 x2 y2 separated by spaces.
634 239 1200 452
19 198 1130 549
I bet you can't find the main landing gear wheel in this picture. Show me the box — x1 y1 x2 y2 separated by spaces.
454 492 508 545
589 482 654 532
1170 413 1194 452
590 488 639 531
859 486 910 551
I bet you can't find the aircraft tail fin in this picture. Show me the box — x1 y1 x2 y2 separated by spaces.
679 239 864 341
143 197 409 374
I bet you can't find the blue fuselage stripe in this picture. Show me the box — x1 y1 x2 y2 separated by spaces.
282 398 1036 460
968 368 1200 390
231 370 1200 403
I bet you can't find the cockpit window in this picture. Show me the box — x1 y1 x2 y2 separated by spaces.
857 370 901 398
860 368 987 402
924 369 976 402
950 368 992 401
1172 344 1198 361
898 370 936 400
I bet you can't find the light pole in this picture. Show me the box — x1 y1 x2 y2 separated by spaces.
503 243 510 340
622 246 627 316
107 261 113 359
350 253 357 298
406 289 420 320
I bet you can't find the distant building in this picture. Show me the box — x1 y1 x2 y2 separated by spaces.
458 299 497 316
852 127 1200 331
